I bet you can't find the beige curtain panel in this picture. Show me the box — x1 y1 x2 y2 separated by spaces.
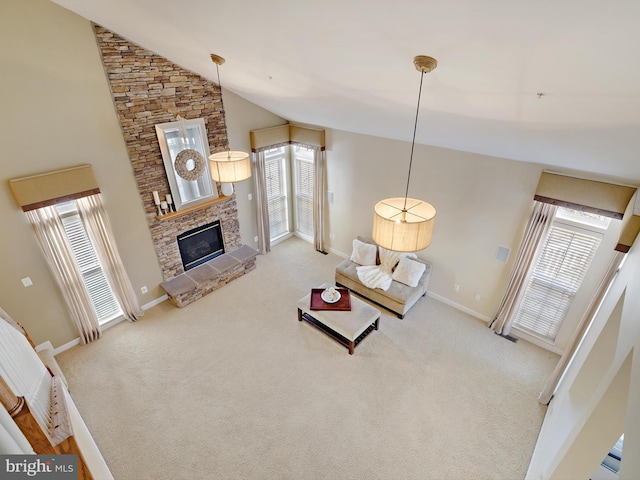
26 206 102 344
313 148 326 253
77 194 144 322
490 201 558 335
252 150 271 255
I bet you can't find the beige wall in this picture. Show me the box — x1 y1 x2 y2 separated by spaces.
324 129 543 317
0 0 282 348
0 0 159 348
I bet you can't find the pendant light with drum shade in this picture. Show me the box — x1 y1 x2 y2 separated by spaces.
208 54 252 196
372 56 437 252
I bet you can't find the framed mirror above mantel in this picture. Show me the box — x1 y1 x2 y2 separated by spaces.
155 117 218 211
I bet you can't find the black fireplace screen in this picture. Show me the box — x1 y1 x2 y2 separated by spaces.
177 221 224 271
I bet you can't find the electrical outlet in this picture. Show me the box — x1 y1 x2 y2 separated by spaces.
21 277 33 287
453 284 460 292
474 293 481 301
248 193 253 201
330 233 336 240
141 286 148 294
254 235 259 243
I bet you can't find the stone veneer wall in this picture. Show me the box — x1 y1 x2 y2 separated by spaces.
93 25 242 281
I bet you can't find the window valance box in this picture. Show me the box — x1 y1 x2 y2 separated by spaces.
9 164 100 211
534 171 640 252
534 171 636 219
250 125 289 150
250 123 325 151
289 125 325 149
616 214 640 253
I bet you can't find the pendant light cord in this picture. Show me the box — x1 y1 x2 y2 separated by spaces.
403 69 425 211
214 63 231 154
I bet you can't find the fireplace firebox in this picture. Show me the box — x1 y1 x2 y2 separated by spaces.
177 221 224 271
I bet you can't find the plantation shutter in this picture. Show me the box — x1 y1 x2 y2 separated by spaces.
265 153 288 238
514 225 601 340
59 208 121 322
294 150 314 237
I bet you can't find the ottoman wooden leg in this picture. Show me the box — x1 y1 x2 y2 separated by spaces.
348 341 355 355
374 317 380 330
298 308 302 321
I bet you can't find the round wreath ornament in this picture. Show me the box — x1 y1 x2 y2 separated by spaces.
174 149 206 181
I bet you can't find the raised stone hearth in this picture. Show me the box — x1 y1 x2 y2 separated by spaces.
161 244 258 307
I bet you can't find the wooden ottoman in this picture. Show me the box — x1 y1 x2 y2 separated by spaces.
297 285 380 355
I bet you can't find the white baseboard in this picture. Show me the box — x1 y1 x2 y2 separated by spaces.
329 247 348 259
142 294 168 310
52 337 81 356
427 291 492 323
35 340 54 353
41 295 169 356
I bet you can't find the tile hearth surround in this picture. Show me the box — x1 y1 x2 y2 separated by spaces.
93 25 254 304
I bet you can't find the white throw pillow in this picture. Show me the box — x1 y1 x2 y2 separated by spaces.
350 239 378 266
392 257 426 287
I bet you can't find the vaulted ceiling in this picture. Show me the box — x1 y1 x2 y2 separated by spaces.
53 0 640 183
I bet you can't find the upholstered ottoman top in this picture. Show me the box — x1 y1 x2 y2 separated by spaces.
297 283 380 342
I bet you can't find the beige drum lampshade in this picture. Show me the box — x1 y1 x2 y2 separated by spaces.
372 197 436 252
209 151 252 183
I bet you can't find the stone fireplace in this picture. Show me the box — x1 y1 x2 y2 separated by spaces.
148 200 240 280
93 25 257 306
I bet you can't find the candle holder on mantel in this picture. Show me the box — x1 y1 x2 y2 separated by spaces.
152 191 163 216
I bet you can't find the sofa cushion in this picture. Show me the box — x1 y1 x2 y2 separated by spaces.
392 257 426 287
336 258 430 305
350 238 377 266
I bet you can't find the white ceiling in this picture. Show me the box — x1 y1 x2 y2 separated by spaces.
53 0 640 183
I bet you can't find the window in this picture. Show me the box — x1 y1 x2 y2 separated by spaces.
263 144 317 244
293 145 314 238
264 146 290 241
514 207 605 341
56 202 122 324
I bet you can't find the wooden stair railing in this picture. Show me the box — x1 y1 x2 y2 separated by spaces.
0 372 93 479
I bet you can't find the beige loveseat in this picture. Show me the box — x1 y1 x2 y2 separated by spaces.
335 240 432 319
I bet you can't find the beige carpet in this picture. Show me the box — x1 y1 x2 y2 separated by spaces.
57 237 559 480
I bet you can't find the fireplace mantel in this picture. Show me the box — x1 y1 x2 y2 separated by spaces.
156 195 233 221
